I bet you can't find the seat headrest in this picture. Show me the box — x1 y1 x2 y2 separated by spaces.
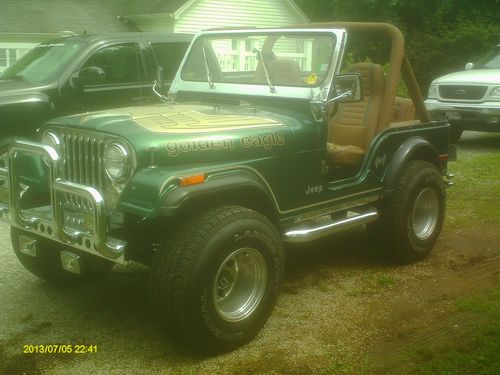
348 62 385 97
268 60 302 86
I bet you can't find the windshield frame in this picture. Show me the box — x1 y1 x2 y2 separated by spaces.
169 28 346 103
0 39 86 84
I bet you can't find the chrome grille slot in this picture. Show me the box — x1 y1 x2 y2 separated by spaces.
58 130 107 223
60 131 106 191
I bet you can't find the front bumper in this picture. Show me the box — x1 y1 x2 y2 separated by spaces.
0 140 126 264
425 99 500 131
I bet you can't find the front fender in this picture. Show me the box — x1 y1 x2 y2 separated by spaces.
0 92 51 140
0 91 50 107
117 167 278 220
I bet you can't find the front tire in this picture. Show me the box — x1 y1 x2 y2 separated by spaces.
149 206 284 353
368 160 446 263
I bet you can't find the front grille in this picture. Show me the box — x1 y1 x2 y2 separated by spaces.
439 85 487 100
59 130 106 191
58 130 107 215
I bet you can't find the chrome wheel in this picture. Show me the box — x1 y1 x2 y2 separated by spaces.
213 247 267 322
412 187 439 240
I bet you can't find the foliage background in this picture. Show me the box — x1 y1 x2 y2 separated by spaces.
295 0 500 93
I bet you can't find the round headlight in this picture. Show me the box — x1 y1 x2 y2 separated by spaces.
490 86 500 99
41 131 61 150
427 84 438 99
103 143 130 182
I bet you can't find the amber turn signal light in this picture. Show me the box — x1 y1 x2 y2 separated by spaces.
179 174 206 186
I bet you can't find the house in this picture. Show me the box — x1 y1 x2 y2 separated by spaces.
120 0 309 33
0 0 308 72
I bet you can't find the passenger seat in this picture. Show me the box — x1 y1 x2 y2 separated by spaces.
327 62 385 166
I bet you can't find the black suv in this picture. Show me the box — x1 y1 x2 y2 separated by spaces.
0 32 193 151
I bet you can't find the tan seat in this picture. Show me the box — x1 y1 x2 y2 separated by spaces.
327 62 385 166
392 96 416 122
268 59 303 86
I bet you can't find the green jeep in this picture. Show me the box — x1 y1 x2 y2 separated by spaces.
0 23 452 352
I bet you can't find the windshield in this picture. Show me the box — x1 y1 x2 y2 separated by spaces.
181 32 336 87
0 39 84 83
474 46 500 69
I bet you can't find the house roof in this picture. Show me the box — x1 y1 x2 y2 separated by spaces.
0 0 308 35
0 0 189 34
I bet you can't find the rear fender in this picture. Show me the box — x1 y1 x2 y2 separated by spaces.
383 137 440 194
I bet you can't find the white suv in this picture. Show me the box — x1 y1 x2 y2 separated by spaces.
425 44 500 141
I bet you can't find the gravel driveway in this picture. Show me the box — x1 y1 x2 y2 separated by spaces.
1 132 499 374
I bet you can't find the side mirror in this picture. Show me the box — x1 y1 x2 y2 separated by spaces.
329 73 363 104
70 66 106 90
465 62 474 70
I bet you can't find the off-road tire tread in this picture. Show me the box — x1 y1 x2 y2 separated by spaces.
369 160 445 263
149 205 281 350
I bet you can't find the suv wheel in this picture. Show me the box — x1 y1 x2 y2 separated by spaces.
149 205 284 353
368 160 445 263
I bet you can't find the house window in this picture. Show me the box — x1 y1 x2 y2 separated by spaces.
0 49 18 67
0 48 31 69
8 49 17 65
0 49 6 67
245 39 253 52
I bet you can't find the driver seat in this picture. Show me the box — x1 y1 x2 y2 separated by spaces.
327 62 385 166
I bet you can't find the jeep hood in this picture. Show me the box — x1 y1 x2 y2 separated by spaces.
45 104 303 166
87 104 283 132
47 104 291 136
433 69 500 85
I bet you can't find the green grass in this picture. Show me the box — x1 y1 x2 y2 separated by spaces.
359 133 500 375
372 289 500 375
446 140 500 228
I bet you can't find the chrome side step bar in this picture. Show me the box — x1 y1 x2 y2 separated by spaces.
283 207 378 243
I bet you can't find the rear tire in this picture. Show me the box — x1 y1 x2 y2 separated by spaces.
367 160 445 263
149 205 284 353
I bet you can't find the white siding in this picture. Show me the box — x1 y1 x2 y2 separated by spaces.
174 0 308 34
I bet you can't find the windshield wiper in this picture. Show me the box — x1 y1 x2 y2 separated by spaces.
254 48 276 94
202 44 215 89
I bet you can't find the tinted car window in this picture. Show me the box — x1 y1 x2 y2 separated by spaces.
151 42 189 82
0 40 84 83
474 46 500 69
83 43 145 85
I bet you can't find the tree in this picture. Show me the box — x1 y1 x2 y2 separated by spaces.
295 0 500 91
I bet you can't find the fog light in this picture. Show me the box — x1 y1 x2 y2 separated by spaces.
60 251 82 275
19 235 37 257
